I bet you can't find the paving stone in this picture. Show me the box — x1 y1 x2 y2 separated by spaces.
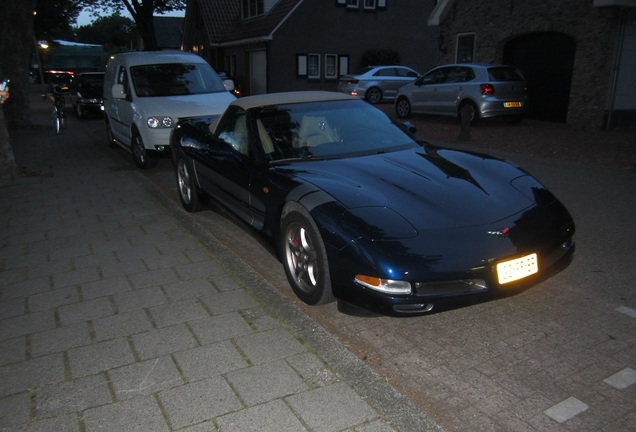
126 267 181 289
226 360 308 406
604 367 636 390
0 310 56 340
159 377 243 430
30 322 91 357
131 324 198 360
83 395 169 432
92 310 154 341
162 279 219 302
0 337 26 366
187 312 254 345
34 374 112 417
0 297 25 320
173 342 248 381
112 286 168 313
285 352 338 388
149 299 210 328
0 392 30 429
0 354 65 398
58 297 114 326
68 338 135 378
216 399 307 432
108 356 183 400
286 382 378 432
544 396 589 423
19 413 81 432
199 290 259 315
28 286 79 312
81 275 133 300
51 265 100 288
233 328 306 365
1 277 51 301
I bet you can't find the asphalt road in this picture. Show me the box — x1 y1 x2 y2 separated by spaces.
78 111 636 432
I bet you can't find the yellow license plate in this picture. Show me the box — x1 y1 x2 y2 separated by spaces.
497 253 538 284
504 102 523 108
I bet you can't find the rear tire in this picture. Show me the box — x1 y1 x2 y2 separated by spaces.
365 87 382 104
458 101 479 126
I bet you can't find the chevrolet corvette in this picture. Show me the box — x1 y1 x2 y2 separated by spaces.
170 91 575 316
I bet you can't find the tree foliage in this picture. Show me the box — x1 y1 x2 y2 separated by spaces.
82 0 186 50
360 49 402 68
34 0 84 40
76 14 136 54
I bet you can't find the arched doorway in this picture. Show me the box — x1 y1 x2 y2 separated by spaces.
503 32 576 122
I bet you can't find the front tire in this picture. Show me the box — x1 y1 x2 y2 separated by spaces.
175 155 201 212
395 97 412 118
280 204 334 305
131 133 158 169
365 87 382 104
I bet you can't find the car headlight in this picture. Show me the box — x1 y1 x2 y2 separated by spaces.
147 116 174 129
354 275 412 295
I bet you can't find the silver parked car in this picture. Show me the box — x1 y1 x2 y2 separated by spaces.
395 63 528 124
337 65 419 104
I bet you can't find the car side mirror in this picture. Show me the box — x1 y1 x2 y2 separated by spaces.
222 79 235 92
111 84 126 99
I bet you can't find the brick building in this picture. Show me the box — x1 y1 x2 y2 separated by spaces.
430 0 636 129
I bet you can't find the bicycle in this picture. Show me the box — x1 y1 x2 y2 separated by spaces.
47 86 67 134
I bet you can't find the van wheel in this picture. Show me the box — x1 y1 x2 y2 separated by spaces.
105 119 117 148
132 133 158 169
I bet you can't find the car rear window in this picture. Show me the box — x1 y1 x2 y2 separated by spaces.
487 67 524 82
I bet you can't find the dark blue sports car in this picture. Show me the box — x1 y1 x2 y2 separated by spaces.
171 91 574 316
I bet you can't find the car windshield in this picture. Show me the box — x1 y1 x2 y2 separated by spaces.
78 75 104 91
256 99 417 162
130 63 226 97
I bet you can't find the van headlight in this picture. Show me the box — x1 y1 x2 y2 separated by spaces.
147 116 174 128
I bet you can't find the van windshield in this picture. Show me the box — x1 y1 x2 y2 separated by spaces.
130 63 227 97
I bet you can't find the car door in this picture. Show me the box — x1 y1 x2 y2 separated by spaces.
375 67 417 99
193 107 256 225
436 66 475 115
109 66 134 146
410 67 449 113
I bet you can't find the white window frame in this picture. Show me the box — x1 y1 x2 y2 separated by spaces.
325 54 338 79
297 54 308 77
364 0 376 10
339 55 349 76
346 0 359 8
456 33 476 63
307 53 321 79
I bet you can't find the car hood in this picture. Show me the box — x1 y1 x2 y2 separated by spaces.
133 92 236 118
284 146 545 231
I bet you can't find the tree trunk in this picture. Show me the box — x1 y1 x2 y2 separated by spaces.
0 0 36 179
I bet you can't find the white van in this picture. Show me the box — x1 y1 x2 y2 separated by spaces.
103 51 236 168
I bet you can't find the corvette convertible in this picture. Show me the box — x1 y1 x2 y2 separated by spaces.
171 91 575 316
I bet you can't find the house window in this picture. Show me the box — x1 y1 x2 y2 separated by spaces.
339 56 349 76
242 0 264 19
456 33 475 63
307 54 321 79
325 54 338 79
346 0 359 8
364 0 376 9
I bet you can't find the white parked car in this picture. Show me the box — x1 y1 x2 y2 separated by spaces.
103 51 236 168
337 65 419 104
